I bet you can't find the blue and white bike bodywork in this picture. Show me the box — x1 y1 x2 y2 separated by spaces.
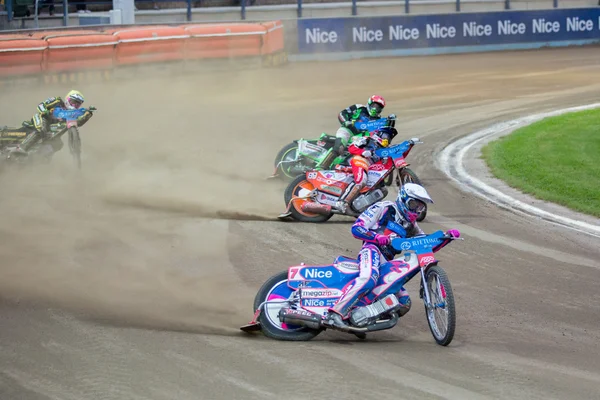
352 116 389 133
241 229 462 345
52 106 89 122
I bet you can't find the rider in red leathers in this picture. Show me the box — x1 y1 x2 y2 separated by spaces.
324 183 459 330
335 128 392 214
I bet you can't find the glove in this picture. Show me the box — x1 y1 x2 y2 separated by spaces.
361 150 372 158
387 114 396 120
374 234 390 246
447 229 460 238
344 120 353 128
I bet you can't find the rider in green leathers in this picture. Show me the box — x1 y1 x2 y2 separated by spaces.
335 95 390 153
320 95 394 169
9 90 92 159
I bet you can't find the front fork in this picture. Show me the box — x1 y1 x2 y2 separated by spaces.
419 266 434 309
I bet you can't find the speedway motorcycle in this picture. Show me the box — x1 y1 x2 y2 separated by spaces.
278 131 427 223
240 229 462 345
270 116 395 181
0 106 95 171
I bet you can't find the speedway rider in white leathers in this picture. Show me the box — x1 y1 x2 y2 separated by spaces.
324 183 459 329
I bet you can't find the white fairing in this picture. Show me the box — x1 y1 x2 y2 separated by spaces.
370 253 420 297
312 171 354 185
298 140 327 159
317 192 339 206
403 183 434 204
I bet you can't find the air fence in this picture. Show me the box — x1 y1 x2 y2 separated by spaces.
0 0 599 85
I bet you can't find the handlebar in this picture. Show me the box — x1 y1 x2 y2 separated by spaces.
388 230 463 242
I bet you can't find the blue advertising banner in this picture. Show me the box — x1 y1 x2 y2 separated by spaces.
297 8 600 54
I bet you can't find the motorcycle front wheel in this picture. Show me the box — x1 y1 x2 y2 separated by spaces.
422 265 456 346
68 126 81 170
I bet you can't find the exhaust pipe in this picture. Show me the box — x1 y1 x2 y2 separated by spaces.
278 308 322 330
278 307 400 334
300 202 332 215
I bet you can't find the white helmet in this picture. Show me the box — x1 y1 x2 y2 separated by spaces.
396 183 434 222
65 90 85 110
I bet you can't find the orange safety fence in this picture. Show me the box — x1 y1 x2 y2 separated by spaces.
182 23 266 59
0 20 286 78
34 31 118 72
106 25 188 65
260 20 284 56
0 34 47 76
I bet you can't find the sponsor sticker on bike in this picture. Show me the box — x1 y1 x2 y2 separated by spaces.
418 253 436 266
289 267 304 281
300 288 342 298
319 193 338 206
303 268 333 279
1 131 26 137
302 298 339 308
395 158 408 168
321 185 343 195
369 163 387 172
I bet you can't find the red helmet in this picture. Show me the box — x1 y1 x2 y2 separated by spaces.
367 95 386 117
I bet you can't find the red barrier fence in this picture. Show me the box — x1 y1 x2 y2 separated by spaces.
0 21 286 78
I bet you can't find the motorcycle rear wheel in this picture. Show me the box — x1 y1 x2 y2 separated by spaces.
422 265 456 346
254 271 323 341
274 142 301 181
284 175 333 223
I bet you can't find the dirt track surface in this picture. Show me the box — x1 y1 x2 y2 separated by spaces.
1 47 600 400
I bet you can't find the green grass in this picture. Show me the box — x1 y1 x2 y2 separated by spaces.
481 108 600 218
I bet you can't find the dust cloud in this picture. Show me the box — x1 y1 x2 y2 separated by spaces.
0 68 297 334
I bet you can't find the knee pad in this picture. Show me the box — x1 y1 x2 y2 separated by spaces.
33 114 48 133
335 127 352 145
358 245 382 268
33 114 43 131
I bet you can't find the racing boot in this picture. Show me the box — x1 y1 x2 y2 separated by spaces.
336 182 363 215
7 130 42 158
398 287 412 317
323 311 350 331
